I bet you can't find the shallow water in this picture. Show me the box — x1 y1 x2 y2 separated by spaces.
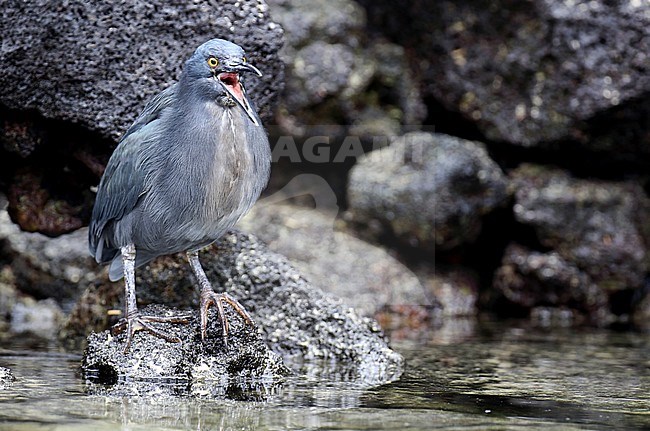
0 322 648 430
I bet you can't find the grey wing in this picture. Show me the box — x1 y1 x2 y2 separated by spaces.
88 84 177 263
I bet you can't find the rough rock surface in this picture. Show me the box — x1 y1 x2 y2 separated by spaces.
0 209 66 338
238 202 430 317
0 0 284 235
0 367 14 389
510 164 650 292
67 231 404 382
82 304 290 386
347 132 509 251
0 0 283 140
360 0 650 150
268 0 425 138
0 199 99 305
493 243 612 325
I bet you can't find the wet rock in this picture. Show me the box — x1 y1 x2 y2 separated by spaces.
0 367 14 388
510 164 650 291
0 267 18 333
0 0 283 235
0 200 100 305
82 303 290 387
67 231 404 382
238 202 430 317
10 298 64 337
418 267 478 317
373 267 478 340
84 374 281 399
0 261 65 337
632 286 650 331
493 243 612 325
361 0 650 150
347 132 509 251
269 0 425 137
374 304 435 337
530 306 581 328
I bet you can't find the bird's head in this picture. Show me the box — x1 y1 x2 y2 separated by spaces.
182 39 263 126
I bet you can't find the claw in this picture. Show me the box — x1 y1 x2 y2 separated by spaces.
200 290 254 346
111 312 190 353
187 250 254 346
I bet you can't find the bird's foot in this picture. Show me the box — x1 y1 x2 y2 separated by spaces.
111 311 190 353
200 290 254 346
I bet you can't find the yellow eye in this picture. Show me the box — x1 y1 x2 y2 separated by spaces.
242 57 247 63
207 57 219 68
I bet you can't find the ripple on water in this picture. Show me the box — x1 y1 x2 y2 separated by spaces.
0 323 648 430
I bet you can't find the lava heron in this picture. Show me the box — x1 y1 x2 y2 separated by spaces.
89 39 271 352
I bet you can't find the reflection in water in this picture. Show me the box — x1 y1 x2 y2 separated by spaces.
82 348 404 400
84 376 285 401
0 322 649 430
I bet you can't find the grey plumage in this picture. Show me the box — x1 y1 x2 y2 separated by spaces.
88 39 271 351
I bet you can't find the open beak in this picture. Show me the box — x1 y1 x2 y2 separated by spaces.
216 63 263 126
239 63 262 77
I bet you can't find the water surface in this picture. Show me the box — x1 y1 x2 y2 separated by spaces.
0 322 648 430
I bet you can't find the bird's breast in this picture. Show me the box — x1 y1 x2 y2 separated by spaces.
138 101 269 251
199 104 268 232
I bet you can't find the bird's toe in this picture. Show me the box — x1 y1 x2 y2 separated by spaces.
111 312 189 353
199 290 255 344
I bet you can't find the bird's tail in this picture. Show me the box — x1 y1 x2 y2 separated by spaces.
91 236 120 266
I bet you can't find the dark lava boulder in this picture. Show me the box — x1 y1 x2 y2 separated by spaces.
0 0 283 140
68 231 403 386
347 132 508 251
267 0 425 138
493 243 612 325
360 0 650 152
510 164 650 292
0 0 283 236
